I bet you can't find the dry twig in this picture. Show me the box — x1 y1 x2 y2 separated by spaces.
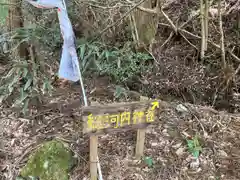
158 23 240 63
0 3 18 6
94 0 147 40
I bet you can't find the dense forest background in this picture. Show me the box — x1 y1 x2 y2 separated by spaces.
0 0 239 113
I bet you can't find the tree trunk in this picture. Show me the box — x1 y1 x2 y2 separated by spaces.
7 0 29 58
133 0 158 49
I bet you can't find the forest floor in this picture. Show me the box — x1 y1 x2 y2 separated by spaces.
1 0 240 179
1 75 240 180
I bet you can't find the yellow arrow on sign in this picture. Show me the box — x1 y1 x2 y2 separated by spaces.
151 101 159 110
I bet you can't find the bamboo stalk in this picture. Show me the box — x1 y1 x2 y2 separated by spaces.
200 0 206 59
218 0 226 68
204 0 209 50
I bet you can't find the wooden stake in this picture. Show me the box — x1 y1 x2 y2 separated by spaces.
90 135 98 180
135 128 146 159
135 96 148 159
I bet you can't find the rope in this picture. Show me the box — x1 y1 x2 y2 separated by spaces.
75 61 88 106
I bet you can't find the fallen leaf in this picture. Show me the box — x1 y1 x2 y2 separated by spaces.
176 147 185 156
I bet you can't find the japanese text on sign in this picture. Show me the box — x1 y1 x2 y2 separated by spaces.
86 101 159 131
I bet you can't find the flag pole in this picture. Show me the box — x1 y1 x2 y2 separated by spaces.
61 0 103 179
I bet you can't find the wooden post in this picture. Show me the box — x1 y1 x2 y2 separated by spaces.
90 135 98 180
135 96 148 159
82 99 159 176
89 102 99 180
135 128 146 159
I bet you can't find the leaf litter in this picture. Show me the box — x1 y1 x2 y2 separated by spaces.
0 78 240 180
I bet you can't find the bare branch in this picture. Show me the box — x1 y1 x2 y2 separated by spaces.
94 0 147 40
161 9 177 33
0 2 18 6
158 23 240 63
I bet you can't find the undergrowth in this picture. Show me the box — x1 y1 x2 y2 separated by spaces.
0 58 53 114
0 28 153 114
0 0 8 26
77 40 153 83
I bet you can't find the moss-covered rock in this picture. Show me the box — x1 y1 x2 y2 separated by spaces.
20 140 74 180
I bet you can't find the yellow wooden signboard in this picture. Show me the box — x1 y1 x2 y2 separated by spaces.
81 99 161 180
82 100 160 135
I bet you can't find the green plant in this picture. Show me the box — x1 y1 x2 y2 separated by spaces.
14 25 61 49
114 85 127 100
186 135 202 158
77 40 153 84
0 0 8 25
0 24 61 56
16 176 39 180
143 156 153 168
0 26 58 114
20 140 74 180
0 58 53 115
